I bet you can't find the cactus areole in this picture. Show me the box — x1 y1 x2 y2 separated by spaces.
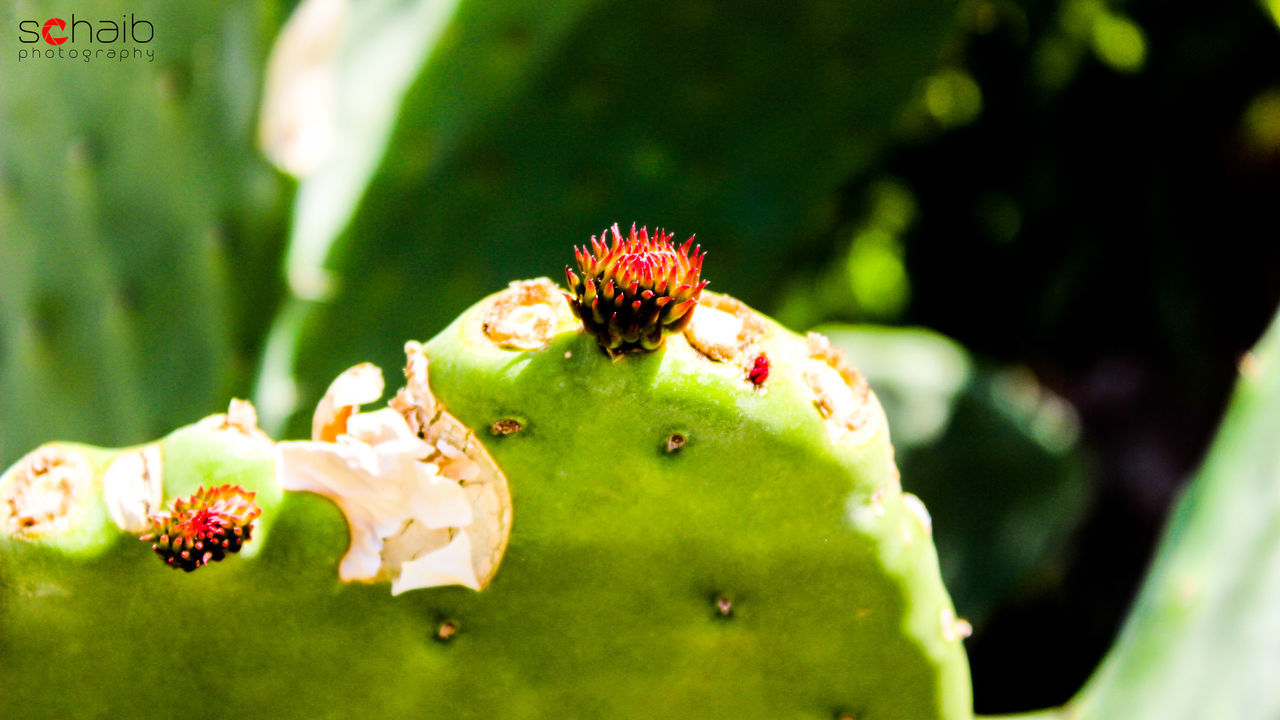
0 227 972 720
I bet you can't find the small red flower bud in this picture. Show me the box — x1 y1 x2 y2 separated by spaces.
140 485 261 572
564 223 708 353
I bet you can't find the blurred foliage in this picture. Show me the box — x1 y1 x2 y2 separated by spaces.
260 0 464 270
776 178 919 329
0 0 289 466
1266 0 1280 33
269 0 962 435
701 0 1279 710
1069 307 1280 719
845 1 1280 710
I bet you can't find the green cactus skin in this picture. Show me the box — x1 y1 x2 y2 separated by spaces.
1 283 970 719
417 282 973 718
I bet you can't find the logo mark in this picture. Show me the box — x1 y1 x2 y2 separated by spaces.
41 18 66 45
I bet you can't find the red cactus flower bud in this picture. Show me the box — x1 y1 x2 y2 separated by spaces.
141 485 261 572
564 223 708 353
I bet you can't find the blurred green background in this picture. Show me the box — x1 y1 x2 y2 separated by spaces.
2 0 1278 713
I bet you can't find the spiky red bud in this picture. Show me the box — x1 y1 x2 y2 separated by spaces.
564 223 708 353
141 485 261 572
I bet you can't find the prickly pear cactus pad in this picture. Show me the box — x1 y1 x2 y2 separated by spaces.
0 234 972 719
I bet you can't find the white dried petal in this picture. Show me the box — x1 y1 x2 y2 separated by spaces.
313 362 385 442
399 341 437 422
398 342 513 587
346 407 423 448
442 454 480 484
392 531 479 595
277 357 511 595
102 444 163 533
277 440 398 579
436 438 466 460
462 476 509 583
278 433 470 564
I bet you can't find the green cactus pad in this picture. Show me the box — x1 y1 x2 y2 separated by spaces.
1 282 971 719
413 280 972 718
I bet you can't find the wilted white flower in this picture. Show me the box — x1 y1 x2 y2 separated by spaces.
277 349 510 595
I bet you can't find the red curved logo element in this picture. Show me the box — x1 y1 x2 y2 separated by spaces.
42 18 67 45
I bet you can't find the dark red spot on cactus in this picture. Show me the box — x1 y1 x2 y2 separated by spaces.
564 223 708 353
140 485 261 572
748 354 770 385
